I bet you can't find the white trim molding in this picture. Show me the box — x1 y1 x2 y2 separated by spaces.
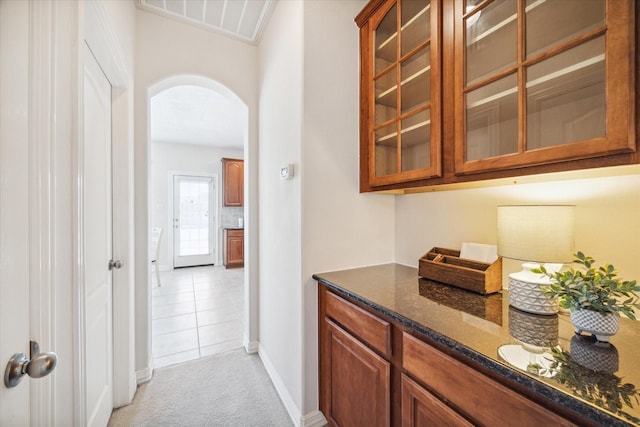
136 366 153 385
29 1 57 424
259 344 301 427
301 410 328 427
84 0 136 410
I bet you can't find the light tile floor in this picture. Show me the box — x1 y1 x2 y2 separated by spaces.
152 266 245 368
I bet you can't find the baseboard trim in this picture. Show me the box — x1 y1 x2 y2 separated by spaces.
135 366 153 385
259 344 302 427
244 339 259 354
301 410 328 427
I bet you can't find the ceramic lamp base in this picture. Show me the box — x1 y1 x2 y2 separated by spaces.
508 262 560 315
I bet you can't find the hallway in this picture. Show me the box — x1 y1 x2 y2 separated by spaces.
152 266 244 368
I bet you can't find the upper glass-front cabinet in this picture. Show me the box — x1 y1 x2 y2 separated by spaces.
362 0 441 188
455 0 635 175
357 0 635 192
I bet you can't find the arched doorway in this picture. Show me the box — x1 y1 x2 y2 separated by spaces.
146 76 252 368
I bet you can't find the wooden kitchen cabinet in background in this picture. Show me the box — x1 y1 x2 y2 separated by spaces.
222 158 243 206
224 228 244 269
356 0 637 192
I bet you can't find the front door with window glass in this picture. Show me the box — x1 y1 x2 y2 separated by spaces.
173 175 216 268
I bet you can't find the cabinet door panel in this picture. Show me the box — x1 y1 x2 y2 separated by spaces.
465 0 517 85
455 0 634 176
526 36 605 150
324 319 390 427
222 158 243 207
525 0 604 57
401 374 473 427
224 229 244 268
363 0 442 188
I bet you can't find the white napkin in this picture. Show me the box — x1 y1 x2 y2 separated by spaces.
460 242 498 263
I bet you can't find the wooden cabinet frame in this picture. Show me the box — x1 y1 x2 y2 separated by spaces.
357 0 443 190
454 0 635 175
356 0 638 192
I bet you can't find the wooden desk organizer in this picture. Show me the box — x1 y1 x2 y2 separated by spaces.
419 247 502 295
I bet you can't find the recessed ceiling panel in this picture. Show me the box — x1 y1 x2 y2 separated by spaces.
204 0 224 27
165 0 184 15
221 0 244 33
136 0 275 45
185 0 205 20
238 1 264 39
146 0 165 8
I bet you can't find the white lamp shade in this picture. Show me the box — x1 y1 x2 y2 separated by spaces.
497 205 575 263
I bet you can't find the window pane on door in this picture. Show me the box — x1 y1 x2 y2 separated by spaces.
178 180 210 256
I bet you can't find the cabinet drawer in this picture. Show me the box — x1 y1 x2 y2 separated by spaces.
325 291 391 358
227 229 243 238
402 333 575 427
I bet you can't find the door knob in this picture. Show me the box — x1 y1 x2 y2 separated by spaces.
4 341 57 388
109 259 123 270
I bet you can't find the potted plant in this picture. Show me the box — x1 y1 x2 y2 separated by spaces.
534 252 640 342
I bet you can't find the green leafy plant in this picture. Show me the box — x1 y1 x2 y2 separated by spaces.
533 252 640 320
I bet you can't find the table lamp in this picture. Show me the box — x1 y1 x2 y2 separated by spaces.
497 205 575 315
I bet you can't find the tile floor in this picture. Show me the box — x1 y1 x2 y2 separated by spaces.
152 265 245 368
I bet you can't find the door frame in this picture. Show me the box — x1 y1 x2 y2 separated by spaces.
83 0 135 414
1 1 134 424
168 171 220 268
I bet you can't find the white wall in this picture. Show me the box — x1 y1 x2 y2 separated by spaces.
135 9 259 377
258 0 395 424
150 141 243 268
300 0 395 420
395 170 640 285
257 0 304 421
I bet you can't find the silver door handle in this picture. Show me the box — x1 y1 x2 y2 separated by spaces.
109 259 123 270
4 340 58 388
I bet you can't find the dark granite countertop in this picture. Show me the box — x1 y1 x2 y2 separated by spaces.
313 263 640 426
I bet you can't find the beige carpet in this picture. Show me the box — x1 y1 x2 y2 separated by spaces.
108 349 293 426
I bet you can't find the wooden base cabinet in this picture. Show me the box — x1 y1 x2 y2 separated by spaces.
323 320 390 427
223 228 244 268
318 284 579 427
320 286 392 427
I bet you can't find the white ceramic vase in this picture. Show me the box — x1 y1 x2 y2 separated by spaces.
570 309 619 343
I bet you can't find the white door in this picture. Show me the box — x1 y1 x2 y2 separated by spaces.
0 1 32 424
173 175 216 268
83 44 114 427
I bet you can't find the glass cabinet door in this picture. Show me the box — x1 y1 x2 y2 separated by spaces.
455 0 634 175
369 0 440 186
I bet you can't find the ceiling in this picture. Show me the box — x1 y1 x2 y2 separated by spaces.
150 85 246 149
139 1 273 150
136 0 275 45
